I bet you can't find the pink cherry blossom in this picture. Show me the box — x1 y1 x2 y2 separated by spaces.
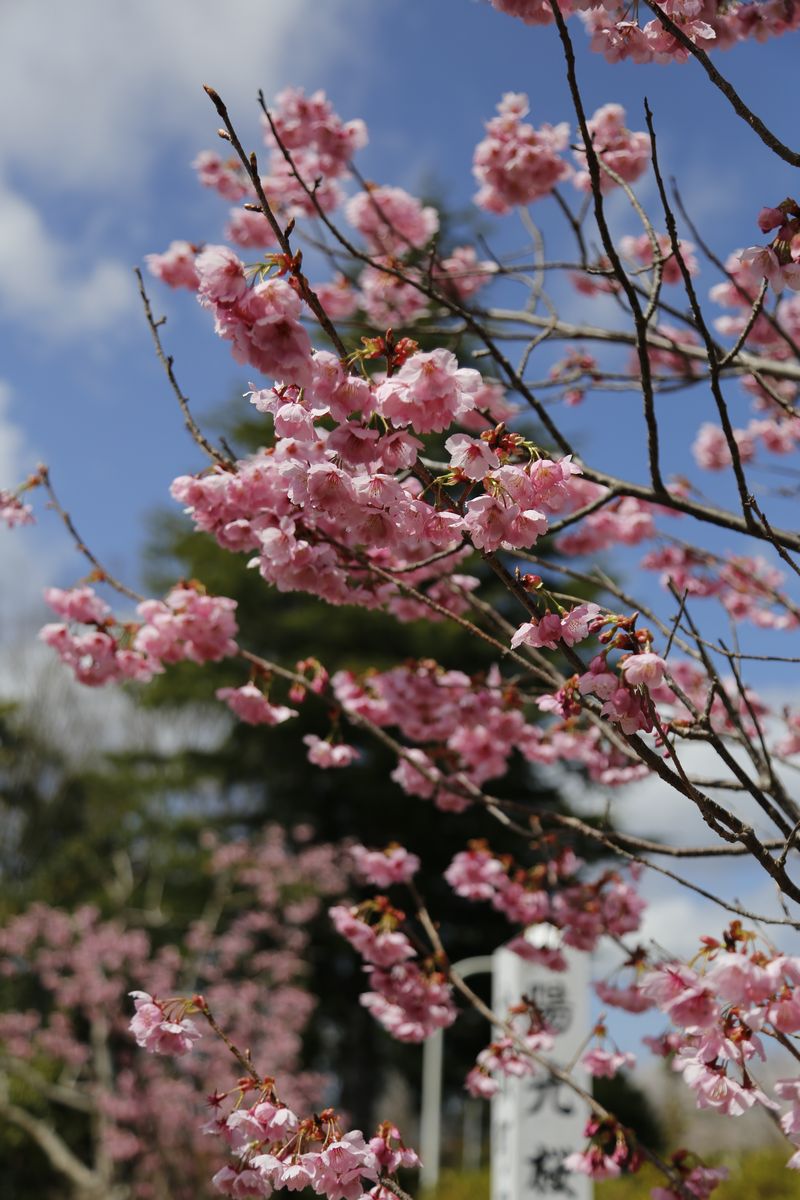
578 656 619 701
129 991 200 1056
561 602 603 645
600 686 653 734
39 623 159 688
445 433 500 480
263 86 368 182
490 0 559 25
146 240 200 289
620 651 667 689
594 981 653 1013
564 1146 621 1181
506 936 566 972
474 92 571 213
314 1131 379 1200
313 273 359 319
740 245 800 293
216 684 298 726
44 585 112 624
572 103 650 194
376 348 481 433
346 186 439 256
641 964 719 1030
758 206 787 234
135 586 238 667
511 612 564 651
211 1164 266 1196
303 735 361 768
225 207 278 250
195 245 249 305
693 421 755 470
360 962 457 1042
445 848 508 900
582 1047 636 1077
432 245 497 299
193 149 247 200
465 1066 500 1097
0 490 35 527
350 845 420 887
620 231 698 285
358 263 428 328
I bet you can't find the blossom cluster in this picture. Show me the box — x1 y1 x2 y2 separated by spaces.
445 843 646 952
465 1011 556 1099
492 0 800 64
127 986 419 1200
165 343 586 622
129 991 201 1056
150 82 499 338
0 825 347 1198
211 1106 418 1199
330 900 457 1042
642 546 799 632
0 487 35 528
39 583 238 686
473 93 648 212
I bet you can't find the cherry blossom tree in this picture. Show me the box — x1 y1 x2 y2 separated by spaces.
6 0 800 1196
0 827 345 1199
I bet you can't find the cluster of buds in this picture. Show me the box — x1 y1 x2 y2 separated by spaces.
652 1150 728 1200
564 1116 641 1181
466 993 558 1098
352 329 419 376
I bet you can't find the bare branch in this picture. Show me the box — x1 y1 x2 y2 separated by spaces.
136 268 234 470
641 0 800 168
40 467 143 603
0 1086 101 1193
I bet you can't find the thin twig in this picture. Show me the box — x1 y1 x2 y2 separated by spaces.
204 86 350 361
550 3 665 493
40 468 143 603
136 268 234 471
641 0 800 168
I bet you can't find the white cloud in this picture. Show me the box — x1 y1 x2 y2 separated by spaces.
563 733 796 849
0 1 356 192
0 380 31 488
0 183 136 336
0 0 361 341
0 642 229 766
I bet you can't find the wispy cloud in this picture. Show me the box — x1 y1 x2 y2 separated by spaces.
0 184 136 337
0 380 33 488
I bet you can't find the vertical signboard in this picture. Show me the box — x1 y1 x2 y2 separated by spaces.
491 936 592 1200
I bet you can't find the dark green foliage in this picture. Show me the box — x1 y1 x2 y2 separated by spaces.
594 1073 666 1154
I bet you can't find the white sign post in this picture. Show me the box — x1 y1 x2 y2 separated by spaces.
491 937 592 1200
